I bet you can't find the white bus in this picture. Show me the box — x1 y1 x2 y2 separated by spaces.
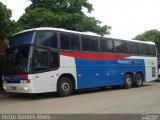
3 27 158 96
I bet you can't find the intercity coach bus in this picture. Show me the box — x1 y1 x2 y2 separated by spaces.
3 27 158 96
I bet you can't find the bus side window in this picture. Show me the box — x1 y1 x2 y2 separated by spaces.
70 34 80 51
34 49 50 72
107 39 114 53
50 52 59 69
139 43 149 55
90 38 99 52
34 49 59 72
121 41 127 54
100 38 114 53
81 36 90 51
148 45 156 56
128 42 139 55
114 40 127 54
60 33 70 50
36 31 58 49
114 40 122 53
100 38 107 52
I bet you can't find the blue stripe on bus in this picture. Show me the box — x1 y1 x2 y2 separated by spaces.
4 74 28 82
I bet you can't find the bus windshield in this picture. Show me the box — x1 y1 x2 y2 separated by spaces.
9 31 34 47
5 46 31 74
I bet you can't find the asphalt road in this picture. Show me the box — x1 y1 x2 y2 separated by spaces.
0 81 160 114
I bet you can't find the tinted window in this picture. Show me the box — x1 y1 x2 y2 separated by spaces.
100 38 113 53
34 49 50 71
121 41 127 53
10 31 34 47
81 36 90 51
114 40 122 53
60 33 70 50
50 52 59 68
90 38 99 52
114 40 127 54
128 42 139 54
107 39 114 52
5 46 30 74
70 34 80 50
100 38 107 52
148 45 156 56
34 49 59 72
139 43 149 55
36 31 57 48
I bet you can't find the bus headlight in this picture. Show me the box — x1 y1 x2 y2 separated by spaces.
3 85 6 90
24 87 29 91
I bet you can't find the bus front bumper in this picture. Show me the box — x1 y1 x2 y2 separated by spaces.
3 83 34 93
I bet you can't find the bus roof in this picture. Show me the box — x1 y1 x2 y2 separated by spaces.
13 27 155 45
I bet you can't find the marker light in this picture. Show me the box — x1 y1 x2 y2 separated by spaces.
26 80 31 83
20 80 24 83
20 80 31 84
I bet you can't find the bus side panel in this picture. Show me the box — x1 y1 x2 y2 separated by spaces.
75 58 146 89
129 56 158 82
127 58 146 81
75 59 108 89
75 58 123 89
104 58 145 86
144 57 158 82
31 55 77 93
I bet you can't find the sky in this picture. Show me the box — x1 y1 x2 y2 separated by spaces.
1 0 160 39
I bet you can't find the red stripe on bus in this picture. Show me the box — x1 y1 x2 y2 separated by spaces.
15 74 28 79
60 52 129 60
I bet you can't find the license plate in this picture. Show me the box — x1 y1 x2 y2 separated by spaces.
11 87 17 90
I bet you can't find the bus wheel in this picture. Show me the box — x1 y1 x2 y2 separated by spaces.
124 74 133 89
134 73 143 87
57 77 73 97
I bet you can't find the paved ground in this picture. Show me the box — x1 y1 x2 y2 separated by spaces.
0 81 160 114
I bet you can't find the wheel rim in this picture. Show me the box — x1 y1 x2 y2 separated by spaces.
126 77 132 85
61 82 70 92
137 77 142 85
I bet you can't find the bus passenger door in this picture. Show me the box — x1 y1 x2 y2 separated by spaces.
33 48 59 93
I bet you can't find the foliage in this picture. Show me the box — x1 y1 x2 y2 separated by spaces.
26 0 93 14
18 0 111 35
0 2 14 41
134 29 160 54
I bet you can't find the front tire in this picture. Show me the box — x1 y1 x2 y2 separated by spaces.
134 73 143 87
57 77 73 97
124 74 133 89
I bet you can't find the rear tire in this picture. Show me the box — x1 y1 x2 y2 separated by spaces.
124 74 133 89
134 73 143 87
57 77 73 97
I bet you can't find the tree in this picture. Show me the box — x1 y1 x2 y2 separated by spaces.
18 0 111 35
134 29 160 54
0 2 11 41
25 0 93 14
0 2 17 41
